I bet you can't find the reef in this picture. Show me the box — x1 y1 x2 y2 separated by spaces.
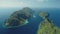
37 12 60 34
4 7 34 28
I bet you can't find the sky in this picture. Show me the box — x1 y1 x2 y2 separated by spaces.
0 0 60 8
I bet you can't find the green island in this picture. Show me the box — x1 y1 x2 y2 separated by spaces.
37 12 60 34
4 7 34 28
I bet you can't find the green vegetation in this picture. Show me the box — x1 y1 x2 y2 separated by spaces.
4 7 34 28
37 12 60 34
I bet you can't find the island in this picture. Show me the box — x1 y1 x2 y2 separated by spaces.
37 11 60 34
4 7 34 28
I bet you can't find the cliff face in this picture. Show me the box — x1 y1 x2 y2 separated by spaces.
4 7 34 28
37 12 60 34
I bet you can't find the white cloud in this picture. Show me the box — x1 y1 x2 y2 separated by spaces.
0 0 28 8
37 0 48 2
38 0 44 2
0 0 49 8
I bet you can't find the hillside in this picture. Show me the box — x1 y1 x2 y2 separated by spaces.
37 12 60 34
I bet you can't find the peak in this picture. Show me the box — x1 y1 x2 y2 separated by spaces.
23 7 30 9
21 7 34 14
22 7 32 11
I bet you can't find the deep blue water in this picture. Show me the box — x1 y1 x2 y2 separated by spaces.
0 8 60 34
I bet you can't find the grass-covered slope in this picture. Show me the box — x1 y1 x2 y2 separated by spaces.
37 12 60 34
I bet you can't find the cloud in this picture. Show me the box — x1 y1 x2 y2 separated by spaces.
37 0 48 2
0 0 49 8
38 0 44 2
0 0 28 8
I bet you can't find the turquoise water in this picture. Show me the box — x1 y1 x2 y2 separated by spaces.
0 8 60 34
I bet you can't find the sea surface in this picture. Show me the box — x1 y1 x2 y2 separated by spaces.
0 8 60 34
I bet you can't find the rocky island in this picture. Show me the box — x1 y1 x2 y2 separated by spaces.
4 7 34 28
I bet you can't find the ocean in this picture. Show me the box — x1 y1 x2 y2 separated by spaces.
0 8 60 34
